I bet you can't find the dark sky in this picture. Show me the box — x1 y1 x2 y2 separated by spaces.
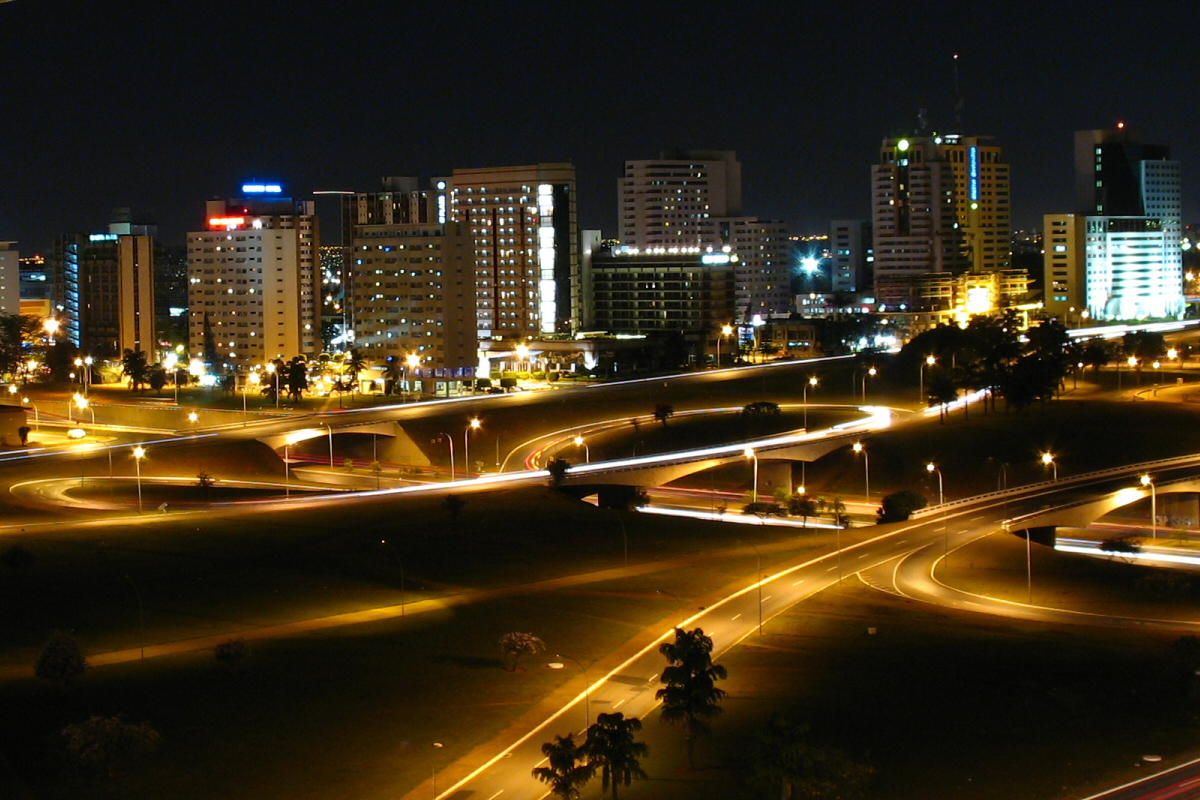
2 0 1198 251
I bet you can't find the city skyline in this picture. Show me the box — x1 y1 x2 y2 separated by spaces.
3 1 1200 250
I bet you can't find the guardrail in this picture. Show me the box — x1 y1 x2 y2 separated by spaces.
912 451 1200 520
1004 466 1200 527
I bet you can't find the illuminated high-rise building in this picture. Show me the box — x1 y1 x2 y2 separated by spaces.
1044 127 1183 321
450 164 577 339
619 150 790 320
186 185 319 370
0 242 19 317
51 232 156 357
871 134 1010 307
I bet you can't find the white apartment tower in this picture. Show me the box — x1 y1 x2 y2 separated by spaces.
871 134 1010 306
187 187 319 370
450 164 578 339
0 243 20 317
620 150 790 320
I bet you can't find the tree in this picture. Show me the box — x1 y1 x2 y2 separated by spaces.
18 425 30 445
926 374 958 423
444 494 466 519
196 471 216 499
214 638 249 673
657 626 728 768
1100 536 1142 562
746 713 872 800
286 356 309 402
584 712 648 800
877 490 927 523
532 733 595 799
148 365 167 395
120 350 149 393
818 497 848 527
597 485 649 511
788 494 818 527
654 403 674 427
36 630 87 686
0 543 34 572
547 457 570 489
343 348 366 390
499 631 545 672
61 715 161 777
742 401 781 417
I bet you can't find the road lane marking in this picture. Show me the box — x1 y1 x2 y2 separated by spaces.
486 792 504 800
536 757 548 766
827 565 838 571
762 596 772 602
614 699 626 709
731 613 742 620
792 579 805 586
857 553 869 559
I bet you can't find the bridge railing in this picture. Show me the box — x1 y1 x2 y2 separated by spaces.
1004 469 1200 528
912 451 1200 520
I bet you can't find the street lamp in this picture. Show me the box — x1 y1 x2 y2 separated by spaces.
21 396 37 430
716 324 733 368
862 366 877 401
1041 452 1057 481
465 418 481 475
554 652 591 728
926 462 944 506
380 539 406 617
853 442 870 501
438 432 455 482
132 446 146 514
284 432 301 497
803 376 818 429
744 447 758 503
920 355 936 405
573 435 589 463
405 353 420 397
1141 475 1157 539
74 394 94 426
515 343 529 372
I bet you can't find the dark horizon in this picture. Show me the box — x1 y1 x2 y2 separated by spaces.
2 0 1199 252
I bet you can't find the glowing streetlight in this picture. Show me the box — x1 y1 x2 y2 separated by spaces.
744 447 759 503
920 355 936 405
862 366 877 400
803 376 818 429
717 324 733 368
1040 451 1057 481
42 317 59 338
74 394 94 426
405 353 420 397
21 396 37 430
465 418 481 475
132 446 146 513
926 462 943 506
438 432 455 482
573 435 589 463
187 411 199 425
1141 475 1157 539
853 442 870 501
515 343 529 371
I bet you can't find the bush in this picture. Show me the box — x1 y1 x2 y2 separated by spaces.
877 490 928 522
36 630 87 686
62 715 160 775
214 638 250 672
1100 536 1142 560
743 501 786 517
597 485 650 511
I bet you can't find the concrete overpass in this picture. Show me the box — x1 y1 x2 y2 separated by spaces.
1006 474 1200 536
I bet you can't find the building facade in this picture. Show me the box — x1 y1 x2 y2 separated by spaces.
186 187 319 370
830 220 871 294
0 242 19 317
450 164 577 340
53 233 155 357
871 134 1010 307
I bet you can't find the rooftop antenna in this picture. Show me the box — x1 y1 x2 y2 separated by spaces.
952 53 964 131
917 97 929 133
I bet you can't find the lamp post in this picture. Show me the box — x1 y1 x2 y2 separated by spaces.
187 411 198 426
21 396 37 430
438 433 455 482
861 366 877 401
920 355 936 405
464 418 480 476
132 446 146 513
655 589 686 627
266 362 280 409
75 394 94 426
555 652 591 729
431 742 444 800
325 424 334 467
1041 452 1057 481
284 433 300 497
573 435 589 463
381 539 406 617
1141 474 1157 539
405 353 420 398
744 447 758 503
853 442 870 501
803 376 818 429
716 324 733 368
926 462 943 506
738 539 763 635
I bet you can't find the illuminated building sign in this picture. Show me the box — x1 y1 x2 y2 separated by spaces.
537 184 556 334
88 234 118 242
208 217 246 229
968 146 979 202
241 184 282 194
701 253 731 265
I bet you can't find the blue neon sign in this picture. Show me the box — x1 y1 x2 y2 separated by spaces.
968 146 979 202
242 183 282 194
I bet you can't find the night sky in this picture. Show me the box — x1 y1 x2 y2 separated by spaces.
2 0 1198 251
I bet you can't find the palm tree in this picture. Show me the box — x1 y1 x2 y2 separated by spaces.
788 494 817 527
747 713 873 800
817 497 847 528
121 349 149 393
584 712 648 800
656 627 727 768
532 734 594 799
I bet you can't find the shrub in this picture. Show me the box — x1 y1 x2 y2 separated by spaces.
877 490 928 522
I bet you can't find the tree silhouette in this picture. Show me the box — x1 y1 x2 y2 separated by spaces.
36 630 87 687
499 632 545 672
657 627 727 767
120 350 149 393
584 712 648 800
532 733 594 799
654 403 674 427
61 715 160 777
746 713 872 800
547 457 570 488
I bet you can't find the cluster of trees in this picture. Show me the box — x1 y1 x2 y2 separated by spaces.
745 490 847 528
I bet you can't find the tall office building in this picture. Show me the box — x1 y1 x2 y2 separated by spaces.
52 232 155 357
871 134 1010 307
345 178 475 377
186 185 319 370
450 164 577 339
1044 127 1183 320
829 220 871 294
0 242 19 317
620 150 790 320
